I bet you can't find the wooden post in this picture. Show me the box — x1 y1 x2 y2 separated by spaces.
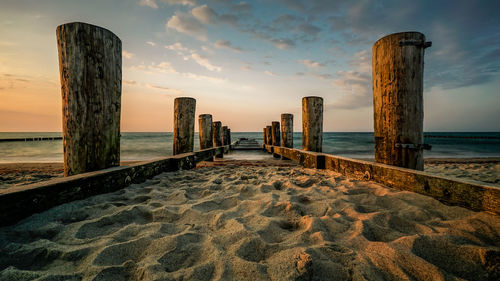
281 114 293 148
265 126 272 146
57 22 121 176
373 32 431 170
173 97 196 155
198 114 213 149
213 121 223 158
222 126 229 145
263 128 267 145
227 128 231 145
302 96 323 152
271 121 280 158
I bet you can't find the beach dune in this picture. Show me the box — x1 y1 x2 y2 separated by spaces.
0 163 499 280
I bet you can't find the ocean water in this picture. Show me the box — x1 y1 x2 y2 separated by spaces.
0 132 499 163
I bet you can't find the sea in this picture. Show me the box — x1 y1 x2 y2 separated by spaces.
0 132 500 163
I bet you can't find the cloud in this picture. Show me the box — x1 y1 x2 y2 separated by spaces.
298 59 325 68
230 2 252 13
140 0 196 8
148 61 178 73
146 41 156 46
264 70 277 76
214 39 243 52
165 42 189 52
269 38 295 49
146 84 185 96
191 5 217 24
132 61 226 84
123 80 137 85
122 50 134 59
191 53 222 71
166 12 207 41
139 0 158 9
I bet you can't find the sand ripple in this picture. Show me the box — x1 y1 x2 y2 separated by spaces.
0 165 499 280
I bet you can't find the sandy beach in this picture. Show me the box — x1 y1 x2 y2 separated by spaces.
0 161 499 280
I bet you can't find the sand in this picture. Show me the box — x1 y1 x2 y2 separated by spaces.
425 158 500 186
1 163 499 281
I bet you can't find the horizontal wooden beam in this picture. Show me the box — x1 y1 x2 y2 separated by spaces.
0 146 226 226
264 145 500 215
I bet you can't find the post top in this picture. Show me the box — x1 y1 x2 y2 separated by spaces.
272 121 280 124
213 121 222 124
56 22 120 41
175 97 196 102
222 126 228 129
199 114 212 118
374 31 425 46
281 113 293 117
302 96 323 101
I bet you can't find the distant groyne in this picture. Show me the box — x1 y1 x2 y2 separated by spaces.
0 137 63 142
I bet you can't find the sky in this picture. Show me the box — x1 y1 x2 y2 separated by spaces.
0 0 499 132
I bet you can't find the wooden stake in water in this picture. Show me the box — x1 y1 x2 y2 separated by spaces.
302 96 323 152
213 121 223 158
198 114 213 150
173 97 196 155
57 22 121 176
222 126 228 145
281 113 293 148
373 32 431 170
271 121 281 146
266 126 272 146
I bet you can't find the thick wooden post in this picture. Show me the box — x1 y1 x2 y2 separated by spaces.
222 126 229 145
373 32 431 170
263 128 267 145
271 121 280 146
57 22 121 176
281 114 293 148
302 96 323 152
265 126 272 146
213 121 223 158
173 97 196 155
227 128 231 145
198 114 213 149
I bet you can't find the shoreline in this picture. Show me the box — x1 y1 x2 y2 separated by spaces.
1 157 499 189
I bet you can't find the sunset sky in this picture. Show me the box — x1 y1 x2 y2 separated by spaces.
0 0 499 132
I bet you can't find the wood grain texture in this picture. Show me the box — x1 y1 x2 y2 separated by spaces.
281 113 293 148
266 126 272 146
222 126 229 145
271 121 281 146
56 22 122 176
302 97 323 152
263 128 267 145
173 97 196 155
373 32 428 170
198 114 213 149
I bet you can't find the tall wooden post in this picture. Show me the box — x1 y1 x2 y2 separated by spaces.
227 128 231 145
265 126 272 146
198 114 213 149
57 22 121 176
263 128 267 145
213 121 223 158
373 32 431 170
281 114 293 148
271 121 280 158
302 96 323 152
173 97 196 155
222 126 229 145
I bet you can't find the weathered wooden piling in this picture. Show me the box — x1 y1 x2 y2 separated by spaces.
271 122 281 146
198 114 213 150
373 32 431 170
173 97 196 155
227 128 231 145
302 97 323 152
263 128 267 145
222 126 229 145
57 22 121 176
281 114 293 148
271 121 281 158
213 121 223 158
266 126 272 145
